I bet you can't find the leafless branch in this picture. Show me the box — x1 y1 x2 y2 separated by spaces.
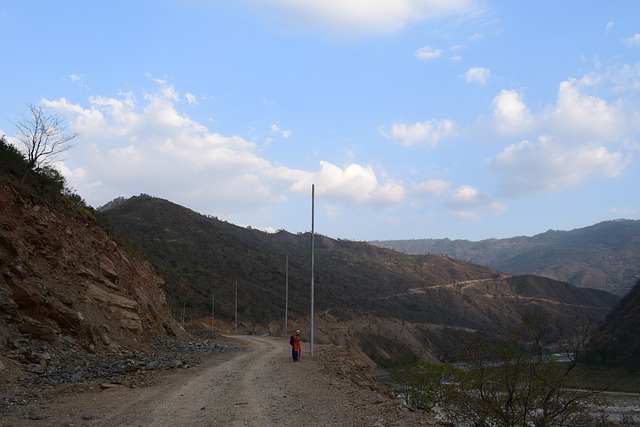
11 103 80 169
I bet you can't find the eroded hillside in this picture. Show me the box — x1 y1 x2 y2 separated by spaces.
0 181 185 385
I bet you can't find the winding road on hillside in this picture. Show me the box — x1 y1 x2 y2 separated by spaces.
3 336 436 426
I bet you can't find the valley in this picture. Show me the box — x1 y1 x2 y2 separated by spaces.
1 160 638 425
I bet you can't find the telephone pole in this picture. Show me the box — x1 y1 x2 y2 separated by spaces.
284 255 289 337
310 184 315 356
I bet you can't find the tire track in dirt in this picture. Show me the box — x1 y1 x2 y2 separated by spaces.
1 335 440 426
229 335 288 426
91 335 290 427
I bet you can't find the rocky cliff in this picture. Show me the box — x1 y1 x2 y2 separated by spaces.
0 181 184 384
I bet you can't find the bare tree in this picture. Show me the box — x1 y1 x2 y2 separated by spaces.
11 103 80 169
390 311 610 426
438 311 607 427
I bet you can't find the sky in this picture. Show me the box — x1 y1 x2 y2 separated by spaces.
1 1 639 242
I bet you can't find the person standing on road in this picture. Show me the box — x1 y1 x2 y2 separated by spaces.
290 329 301 362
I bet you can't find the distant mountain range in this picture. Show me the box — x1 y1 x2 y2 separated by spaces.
2 143 636 379
371 219 640 296
99 195 619 364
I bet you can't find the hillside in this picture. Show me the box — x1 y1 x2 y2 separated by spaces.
0 144 442 425
0 178 189 397
372 219 640 296
584 279 640 368
99 195 619 364
0 135 631 424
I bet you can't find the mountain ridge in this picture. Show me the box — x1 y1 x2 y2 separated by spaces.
371 219 640 296
99 194 619 364
1 138 634 423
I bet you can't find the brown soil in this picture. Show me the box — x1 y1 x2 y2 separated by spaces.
1 335 444 426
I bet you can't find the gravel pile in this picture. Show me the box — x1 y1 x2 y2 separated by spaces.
20 339 239 387
1 328 242 414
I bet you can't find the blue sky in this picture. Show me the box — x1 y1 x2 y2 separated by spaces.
1 1 639 241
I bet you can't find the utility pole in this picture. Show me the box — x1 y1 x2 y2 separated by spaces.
235 281 238 335
211 293 214 334
310 184 315 356
284 255 289 338
182 301 186 327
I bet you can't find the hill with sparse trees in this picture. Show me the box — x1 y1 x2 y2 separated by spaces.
98 194 619 364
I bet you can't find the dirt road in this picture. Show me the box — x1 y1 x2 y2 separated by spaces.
2 335 438 426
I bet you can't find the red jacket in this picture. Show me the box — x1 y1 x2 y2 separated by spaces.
291 334 300 351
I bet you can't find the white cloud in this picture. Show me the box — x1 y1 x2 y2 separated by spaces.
68 74 89 90
245 0 479 36
290 161 404 208
45 78 403 217
146 75 179 101
462 66 490 85
609 62 640 93
488 78 627 141
381 119 456 148
491 136 628 196
486 77 631 197
443 184 501 218
623 33 640 47
270 124 292 138
415 46 443 60
185 93 198 105
491 89 534 135
445 184 491 209
413 179 450 197
548 78 625 141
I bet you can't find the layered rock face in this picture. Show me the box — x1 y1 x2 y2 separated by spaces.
0 182 184 364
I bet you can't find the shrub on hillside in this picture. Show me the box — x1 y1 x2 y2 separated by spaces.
389 311 613 426
0 136 30 177
0 135 93 218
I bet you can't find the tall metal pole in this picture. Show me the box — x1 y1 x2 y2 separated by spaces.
211 293 214 334
310 184 315 356
182 301 186 327
235 281 238 335
284 255 289 338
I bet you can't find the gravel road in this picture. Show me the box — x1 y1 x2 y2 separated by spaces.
2 335 440 426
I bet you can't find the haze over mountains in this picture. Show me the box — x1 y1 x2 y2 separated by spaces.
372 219 640 297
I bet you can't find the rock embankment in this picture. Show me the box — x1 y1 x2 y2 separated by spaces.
1 330 240 417
0 182 184 357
